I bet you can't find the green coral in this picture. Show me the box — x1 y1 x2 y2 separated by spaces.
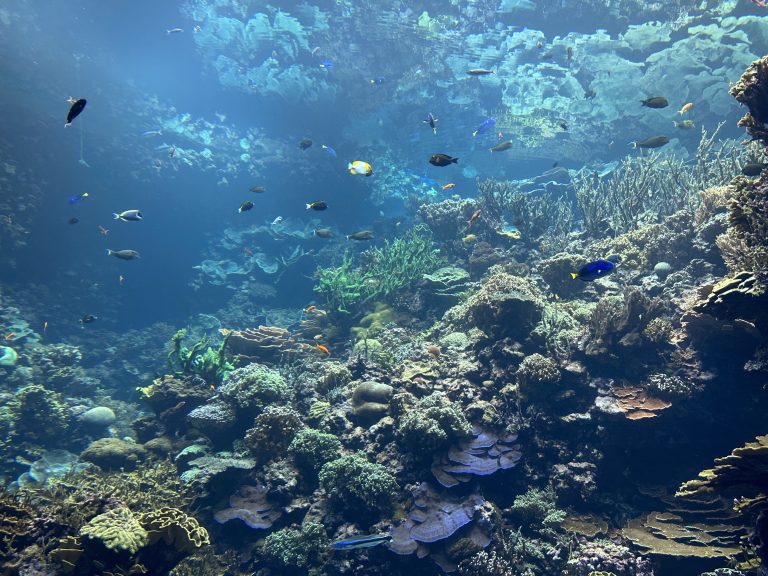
244 406 304 460
79 507 148 555
288 428 342 475
395 392 473 459
218 363 291 412
516 353 561 402
314 225 442 315
509 487 565 538
11 384 67 445
262 521 327 569
167 329 232 386
319 453 398 514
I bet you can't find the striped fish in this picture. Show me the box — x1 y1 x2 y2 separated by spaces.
329 534 392 550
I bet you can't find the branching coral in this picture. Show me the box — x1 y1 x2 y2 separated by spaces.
262 521 327 569
313 225 442 315
395 392 473 460
288 428 342 475
244 405 304 460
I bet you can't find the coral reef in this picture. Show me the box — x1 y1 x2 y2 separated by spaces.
319 453 399 515
395 392 473 460
262 521 327 569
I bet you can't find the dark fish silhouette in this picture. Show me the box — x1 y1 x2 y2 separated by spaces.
641 97 668 109
429 154 458 167
631 135 669 149
66 98 87 127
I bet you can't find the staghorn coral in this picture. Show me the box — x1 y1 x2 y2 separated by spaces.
395 392 473 460
79 506 149 555
244 405 304 460
319 453 399 515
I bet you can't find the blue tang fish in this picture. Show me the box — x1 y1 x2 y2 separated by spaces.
571 255 620 281
329 533 392 551
321 144 337 157
68 192 89 205
472 118 495 137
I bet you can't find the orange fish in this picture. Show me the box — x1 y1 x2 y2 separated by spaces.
466 209 481 227
678 102 693 115
304 305 316 313
315 343 330 355
4 333 15 340
442 183 455 190
98 225 109 235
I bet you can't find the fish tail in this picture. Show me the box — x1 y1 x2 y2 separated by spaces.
113 213 120 220
472 130 478 137
570 272 579 279
453 157 459 163
630 142 637 149
106 249 113 256
306 203 312 209
64 123 71 128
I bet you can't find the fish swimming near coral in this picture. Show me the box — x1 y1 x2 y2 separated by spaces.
472 118 495 137
641 97 668 108
306 201 328 211
678 102 694 115
742 162 768 176
631 135 669 149
65 98 87 127
467 69 494 76
347 230 374 241
490 140 514 153
329 534 392 550
113 210 142 222
298 138 313 150
348 161 373 176
314 228 333 238
673 120 695 130
571 256 620 281
107 249 140 260
430 154 458 167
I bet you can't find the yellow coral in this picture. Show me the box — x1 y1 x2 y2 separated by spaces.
79 507 148 555
139 507 210 553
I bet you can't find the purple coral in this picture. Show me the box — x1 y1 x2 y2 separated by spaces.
431 427 522 488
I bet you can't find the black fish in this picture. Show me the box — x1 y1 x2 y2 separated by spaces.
306 201 327 211
632 135 669 149
347 230 374 241
314 228 333 238
742 162 768 177
68 217 80 225
66 98 87 127
299 138 313 150
80 314 98 324
239 201 254 213
429 154 458 167
641 97 668 109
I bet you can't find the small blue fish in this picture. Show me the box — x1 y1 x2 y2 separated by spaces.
321 144 337 158
319 59 333 69
472 118 495 137
68 192 89 205
329 534 392 551
571 255 620 281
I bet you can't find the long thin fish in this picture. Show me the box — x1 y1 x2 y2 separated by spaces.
329 534 392 550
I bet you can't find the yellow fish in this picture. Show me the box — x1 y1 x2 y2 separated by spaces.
678 102 693 115
348 161 373 176
462 234 477 243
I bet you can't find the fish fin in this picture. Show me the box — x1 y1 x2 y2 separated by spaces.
347 163 353 170
453 157 459 163
64 123 71 128
345 235 350 240
306 204 312 209
630 142 637 149
570 273 579 279
113 213 120 220
106 249 113 256
472 130 478 137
